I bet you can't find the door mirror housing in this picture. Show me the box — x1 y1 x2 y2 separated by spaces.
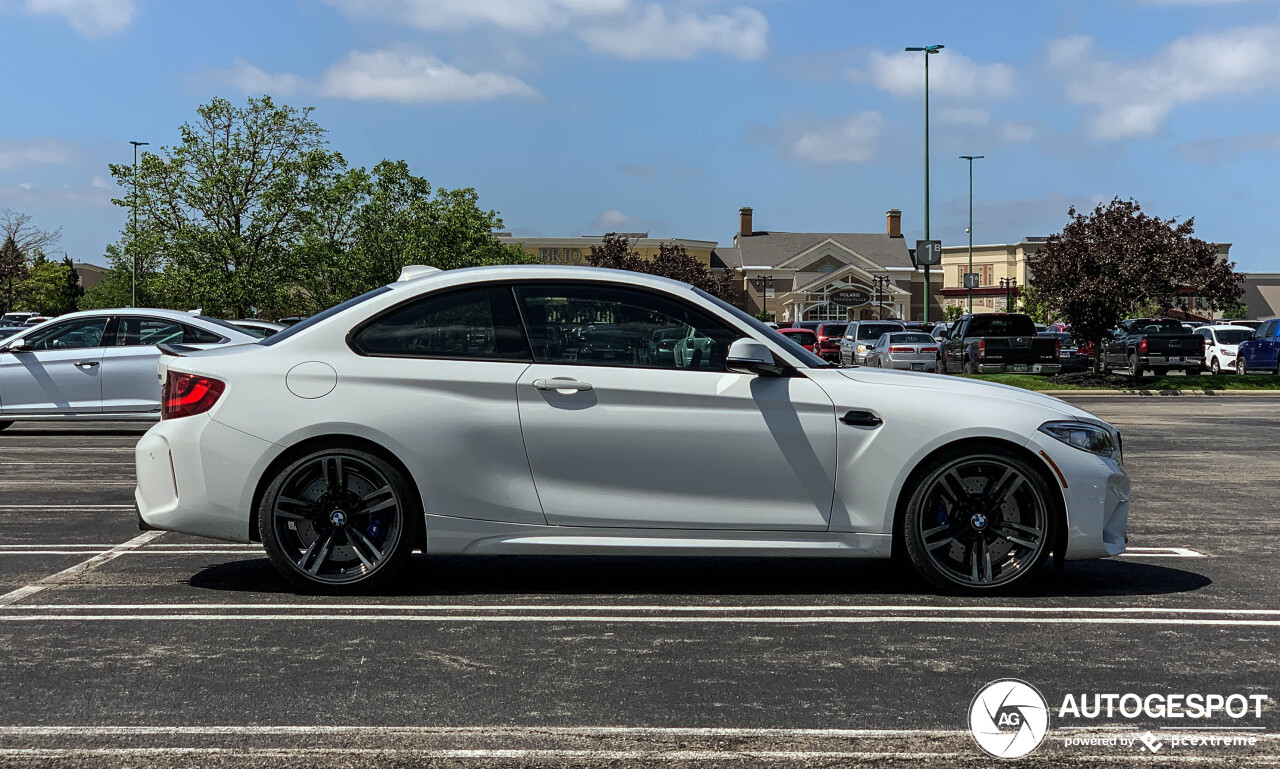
1 337 28 352
726 338 783 376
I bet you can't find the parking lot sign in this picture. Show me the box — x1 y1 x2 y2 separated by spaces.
916 240 942 266
964 272 980 289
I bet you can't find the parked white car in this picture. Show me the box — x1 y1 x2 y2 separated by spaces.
229 319 287 338
1194 325 1254 375
136 266 1129 594
0 309 257 430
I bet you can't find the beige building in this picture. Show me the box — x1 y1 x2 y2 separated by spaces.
1241 273 1280 319
495 233 717 269
714 207 941 322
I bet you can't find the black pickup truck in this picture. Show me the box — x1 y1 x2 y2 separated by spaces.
938 313 1062 375
1101 318 1205 377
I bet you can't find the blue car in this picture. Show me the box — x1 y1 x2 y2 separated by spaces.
1235 318 1280 375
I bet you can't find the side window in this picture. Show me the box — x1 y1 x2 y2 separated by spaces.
114 317 186 347
182 325 224 344
23 317 109 351
513 284 739 371
351 286 529 360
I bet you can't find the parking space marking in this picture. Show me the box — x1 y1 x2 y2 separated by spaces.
1121 547 1207 558
0 531 164 607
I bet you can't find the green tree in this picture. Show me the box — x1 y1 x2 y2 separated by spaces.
0 236 22 314
109 96 328 317
17 251 76 315
586 234 740 302
1220 297 1249 320
942 304 964 322
58 257 85 314
1026 198 1241 370
0 209 63 313
1015 284 1052 324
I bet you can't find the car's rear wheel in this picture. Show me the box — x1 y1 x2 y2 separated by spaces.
1210 357 1221 375
259 446 417 593
1128 354 1142 378
964 357 979 375
901 448 1056 594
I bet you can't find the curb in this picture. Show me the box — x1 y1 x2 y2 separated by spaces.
1040 389 1280 397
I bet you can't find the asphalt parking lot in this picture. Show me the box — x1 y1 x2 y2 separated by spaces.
0 396 1278 767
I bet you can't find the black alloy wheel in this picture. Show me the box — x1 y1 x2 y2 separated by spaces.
902 449 1055 593
260 446 417 593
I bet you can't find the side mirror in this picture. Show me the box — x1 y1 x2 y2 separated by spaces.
726 338 782 376
1 337 28 353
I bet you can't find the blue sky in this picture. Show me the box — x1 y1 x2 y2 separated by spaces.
2 0 1280 271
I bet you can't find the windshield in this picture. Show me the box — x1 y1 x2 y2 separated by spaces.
1213 329 1252 345
966 315 1038 336
1128 318 1186 335
890 333 935 344
817 324 846 337
259 286 393 347
858 323 905 340
780 330 816 343
693 288 829 368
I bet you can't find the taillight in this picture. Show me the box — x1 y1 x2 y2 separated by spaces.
162 372 226 420
920 346 939 353
1200 337 1206 353
1055 338 1061 355
887 346 913 353
978 338 987 359
1139 338 1148 354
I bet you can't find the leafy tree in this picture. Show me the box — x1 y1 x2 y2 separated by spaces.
0 209 62 313
58 257 85 315
1015 284 1052 324
1220 297 1249 320
0 236 23 314
1026 198 1241 370
18 252 76 315
942 304 964 322
586 235 739 302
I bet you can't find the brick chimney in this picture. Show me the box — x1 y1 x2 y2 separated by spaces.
886 209 902 238
739 207 754 238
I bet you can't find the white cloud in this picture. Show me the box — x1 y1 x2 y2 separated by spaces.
218 59 309 97
0 177 114 207
0 138 75 171
577 5 769 61
324 0 627 34
936 107 990 126
586 209 663 233
1049 26 1280 139
1000 121 1036 143
213 50 541 104
23 0 133 38
320 49 541 103
783 112 883 164
849 49 1016 100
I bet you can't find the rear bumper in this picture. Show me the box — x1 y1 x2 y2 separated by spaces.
885 359 936 371
978 363 1062 375
1139 355 1203 368
135 415 283 543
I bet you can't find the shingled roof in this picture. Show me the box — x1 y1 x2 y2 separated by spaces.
729 232 914 270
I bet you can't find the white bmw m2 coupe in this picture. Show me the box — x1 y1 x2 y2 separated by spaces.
135 265 1129 594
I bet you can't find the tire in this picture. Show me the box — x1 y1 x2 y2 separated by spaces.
964 357 979 375
1128 354 1143 379
1210 357 1220 375
900 447 1057 594
259 445 419 594
1238 357 1247 375
0 421 12 432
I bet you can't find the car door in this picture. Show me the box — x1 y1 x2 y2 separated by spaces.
513 282 838 531
0 316 107 415
99 316 193 413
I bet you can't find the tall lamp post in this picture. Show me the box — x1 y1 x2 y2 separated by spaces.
1000 277 1018 311
960 154 984 315
129 140 149 308
905 44 943 324
753 274 774 320
872 275 891 320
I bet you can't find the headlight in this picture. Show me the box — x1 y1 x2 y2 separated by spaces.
1039 421 1119 460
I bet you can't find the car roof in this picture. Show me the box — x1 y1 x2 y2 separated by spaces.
7 308 258 340
1206 325 1254 332
392 264 701 295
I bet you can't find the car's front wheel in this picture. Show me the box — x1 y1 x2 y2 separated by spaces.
1238 357 1247 375
259 445 418 593
901 448 1056 594
1210 357 1221 375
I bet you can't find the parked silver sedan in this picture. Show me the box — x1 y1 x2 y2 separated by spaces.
862 331 940 371
0 309 257 431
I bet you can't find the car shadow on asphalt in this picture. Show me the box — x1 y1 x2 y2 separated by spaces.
187 555 1210 599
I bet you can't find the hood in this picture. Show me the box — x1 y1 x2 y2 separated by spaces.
833 366 1100 422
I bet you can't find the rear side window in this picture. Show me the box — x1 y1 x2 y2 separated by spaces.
182 324 224 344
351 286 530 361
260 286 392 347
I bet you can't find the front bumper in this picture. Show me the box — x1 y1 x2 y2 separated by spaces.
978 362 1062 375
1024 430 1129 560
135 415 283 543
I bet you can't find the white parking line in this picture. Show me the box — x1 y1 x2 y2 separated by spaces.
0 531 164 607
1121 547 1207 558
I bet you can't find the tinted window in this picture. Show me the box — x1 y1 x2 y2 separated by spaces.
1213 329 1252 345
515 284 737 371
1128 318 1186 335
260 286 393 347
182 324 224 344
352 286 529 360
857 323 906 340
817 323 846 337
889 333 935 344
693 289 828 368
966 315 1038 336
23 317 108 350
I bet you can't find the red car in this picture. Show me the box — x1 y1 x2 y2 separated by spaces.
813 322 848 362
776 327 818 353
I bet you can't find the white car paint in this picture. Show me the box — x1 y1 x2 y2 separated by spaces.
135 266 1129 585
1196 324 1254 374
0 309 257 424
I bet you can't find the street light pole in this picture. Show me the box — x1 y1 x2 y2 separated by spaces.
129 140 149 308
960 154 983 315
906 44 943 324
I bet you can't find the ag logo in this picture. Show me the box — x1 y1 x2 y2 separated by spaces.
969 679 1050 759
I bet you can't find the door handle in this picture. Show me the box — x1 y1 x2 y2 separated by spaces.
840 410 882 427
532 377 593 392
75 361 99 369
